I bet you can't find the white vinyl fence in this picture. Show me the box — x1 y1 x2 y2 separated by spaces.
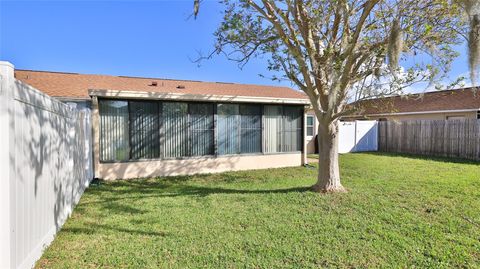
0 62 93 269
338 120 378 153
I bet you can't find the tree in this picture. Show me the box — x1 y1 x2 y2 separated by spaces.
198 0 471 192
460 0 480 84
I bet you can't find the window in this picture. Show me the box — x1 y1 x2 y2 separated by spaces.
217 104 240 155
190 103 214 156
162 102 189 158
240 104 262 153
263 105 283 153
129 101 160 159
99 100 130 162
217 104 263 155
98 100 304 161
283 106 303 152
264 105 302 153
306 115 315 136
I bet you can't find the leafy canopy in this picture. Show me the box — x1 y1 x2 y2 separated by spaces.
203 0 468 120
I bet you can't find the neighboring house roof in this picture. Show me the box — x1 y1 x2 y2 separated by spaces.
14 69 307 101
348 88 480 116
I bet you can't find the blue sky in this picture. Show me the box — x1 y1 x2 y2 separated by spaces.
0 0 471 91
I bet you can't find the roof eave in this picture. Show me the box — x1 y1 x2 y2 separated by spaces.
346 108 480 118
88 89 310 105
54 96 92 101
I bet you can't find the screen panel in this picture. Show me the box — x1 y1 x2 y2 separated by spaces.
217 104 240 155
99 100 130 162
163 102 189 158
129 101 160 159
190 103 214 156
240 104 262 153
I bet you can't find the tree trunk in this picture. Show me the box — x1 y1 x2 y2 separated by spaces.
311 119 347 193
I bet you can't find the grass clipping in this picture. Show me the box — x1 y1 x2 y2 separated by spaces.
387 19 403 73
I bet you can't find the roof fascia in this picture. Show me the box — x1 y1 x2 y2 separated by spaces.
88 89 310 105
363 108 480 117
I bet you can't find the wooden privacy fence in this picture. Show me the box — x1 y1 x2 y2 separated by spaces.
378 119 480 161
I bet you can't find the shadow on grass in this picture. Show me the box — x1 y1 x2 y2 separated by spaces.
69 184 310 238
77 181 310 216
62 223 167 237
85 184 310 202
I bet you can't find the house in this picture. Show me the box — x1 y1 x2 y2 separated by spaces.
14 69 310 180
344 88 480 121
304 88 480 154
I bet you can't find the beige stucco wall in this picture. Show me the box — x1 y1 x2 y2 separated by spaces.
97 153 303 180
92 97 306 180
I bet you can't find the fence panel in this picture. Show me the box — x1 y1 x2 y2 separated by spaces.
339 120 378 153
378 119 480 161
355 120 378 152
1 69 93 269
338 121 357 153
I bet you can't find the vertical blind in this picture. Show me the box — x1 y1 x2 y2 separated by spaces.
217 104 240 155
129 101 160 159
99 100 303 162
283 106 303 152
240 104 262 153
163 102 189 158
264 105 303 153
190 103 214 156
99 100 130 162
263 105 283 153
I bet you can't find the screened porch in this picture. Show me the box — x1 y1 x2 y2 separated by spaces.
98 99 304 163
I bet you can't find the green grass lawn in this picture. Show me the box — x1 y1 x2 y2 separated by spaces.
37 153 480 268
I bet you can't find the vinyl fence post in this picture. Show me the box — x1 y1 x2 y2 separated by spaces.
0 61 15 269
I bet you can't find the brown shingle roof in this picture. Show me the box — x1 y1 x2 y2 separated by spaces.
14 69 307 100
350 88 480 116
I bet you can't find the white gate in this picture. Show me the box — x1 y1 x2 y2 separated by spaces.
339 120 378 153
